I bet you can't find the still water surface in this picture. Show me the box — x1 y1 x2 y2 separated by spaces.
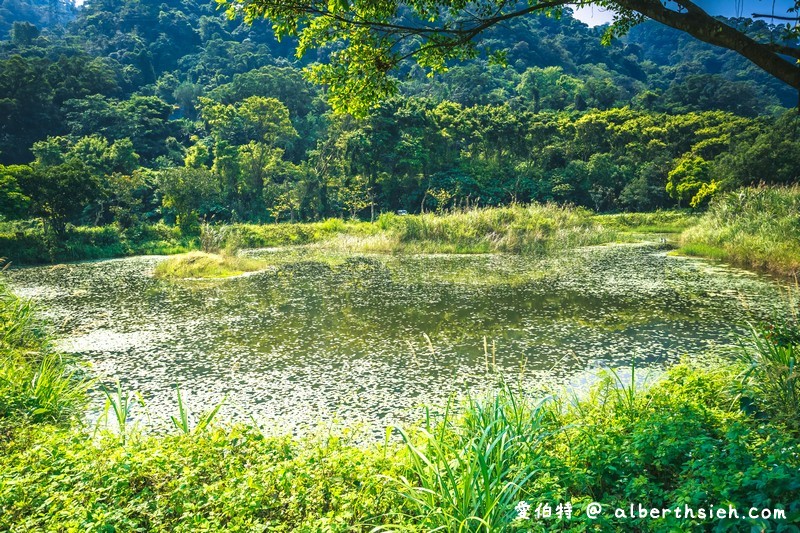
8 242 790 434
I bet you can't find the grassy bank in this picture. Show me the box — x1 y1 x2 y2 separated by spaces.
594 210 698 234
201 204 621 256
0 221 196 265
1 282 799 531
678 186 800 277
374 204 616 254
1 204 622 266
3 189 800 281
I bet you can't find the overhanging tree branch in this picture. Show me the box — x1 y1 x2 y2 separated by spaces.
612 0 800 89
752 13 800 22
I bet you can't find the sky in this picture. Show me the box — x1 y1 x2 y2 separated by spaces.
573 0 797 26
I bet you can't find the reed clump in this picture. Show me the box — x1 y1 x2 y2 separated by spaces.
370 203 615 255
678 186 800 277
0 279 86 426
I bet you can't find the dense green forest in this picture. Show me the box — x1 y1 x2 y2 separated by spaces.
0 0 798 237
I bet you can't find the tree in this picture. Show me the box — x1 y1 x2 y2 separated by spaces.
0 165 32 220
10 21 40 45
221 0 800 115
18 160 99 235
198 96 299 218
156 168 222 231
666 153 714 208
337 174 372 219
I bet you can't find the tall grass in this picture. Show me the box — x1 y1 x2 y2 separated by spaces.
371 204 616 255
216 218 377 252
738 314 800 434
594 210 698 234
0 277 86 424
679 186 800 277
153 251 267 279
385 387 554 531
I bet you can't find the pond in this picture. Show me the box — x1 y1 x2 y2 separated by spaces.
7 241 791 435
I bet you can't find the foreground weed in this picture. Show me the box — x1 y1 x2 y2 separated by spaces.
383 387 553 531
171 385 227 434
98 380 144 443
738 321 800 433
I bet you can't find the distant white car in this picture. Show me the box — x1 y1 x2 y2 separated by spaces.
396 210 408 216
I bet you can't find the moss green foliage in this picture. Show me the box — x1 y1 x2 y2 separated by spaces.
533 362 800 531
2 282 799 531
153 251 268 279
0 425 406 532
678 186 800 277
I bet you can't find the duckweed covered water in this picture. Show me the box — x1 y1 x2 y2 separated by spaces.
8 242 791 435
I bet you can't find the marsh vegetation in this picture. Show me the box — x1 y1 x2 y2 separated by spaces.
2 191 799 530
1 274 798 530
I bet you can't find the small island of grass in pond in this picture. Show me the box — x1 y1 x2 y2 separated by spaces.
153 251 268 279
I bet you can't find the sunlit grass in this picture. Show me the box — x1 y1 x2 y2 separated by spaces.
153 251 268 279
594 210 698 234
4 189 800 281
673 242 728 261
384 387 553 531
315 204 617 255
0 278 87 425
678 186 800 277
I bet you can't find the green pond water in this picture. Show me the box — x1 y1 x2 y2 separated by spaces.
7 242 792 435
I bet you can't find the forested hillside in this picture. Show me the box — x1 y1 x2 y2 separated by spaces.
0 0 798 231
0 0 76 36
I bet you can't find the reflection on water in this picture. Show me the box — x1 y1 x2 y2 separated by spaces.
8 243 790 435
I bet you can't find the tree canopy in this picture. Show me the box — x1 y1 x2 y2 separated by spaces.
0 0 798 230
220 0 800 114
